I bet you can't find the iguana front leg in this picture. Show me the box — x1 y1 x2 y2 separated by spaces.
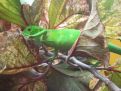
41 41 58 62
46 49 58 62
65 37 80 66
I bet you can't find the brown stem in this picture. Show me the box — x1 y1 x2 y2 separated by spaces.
96 67 121 73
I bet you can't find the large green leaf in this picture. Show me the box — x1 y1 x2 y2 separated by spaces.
47 69 91 91
103 0 114 11
101 73 121 91
48 0 67 28
100 59 121 91
0 0 25 27
52 63 92 79
98 0 115 21
98 0 121 40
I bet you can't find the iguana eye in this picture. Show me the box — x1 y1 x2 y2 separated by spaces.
28 28 31 31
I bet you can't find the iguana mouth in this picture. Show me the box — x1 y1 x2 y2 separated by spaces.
22 32 30 39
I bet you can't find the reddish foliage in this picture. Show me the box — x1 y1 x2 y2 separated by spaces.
0 20 11 31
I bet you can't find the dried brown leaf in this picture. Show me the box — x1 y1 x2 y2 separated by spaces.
0 31 38 74
72 35 109 66
70 0 110 66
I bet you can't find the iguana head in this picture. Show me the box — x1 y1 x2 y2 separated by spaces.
22 25 47 39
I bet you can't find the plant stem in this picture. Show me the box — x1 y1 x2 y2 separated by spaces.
108 43 121 55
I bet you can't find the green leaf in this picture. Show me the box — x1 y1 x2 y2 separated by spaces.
100 85 109 91
109 60 121 88
101 59 121 91
47 69 91 91
98 0 121 40
53 63 92 79
103 0 114 11
48 0 67 28
0 0 25 27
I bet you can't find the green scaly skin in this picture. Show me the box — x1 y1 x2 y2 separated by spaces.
22 26 81 61
108 43 121 55
22 25 121 57
22 26 80 50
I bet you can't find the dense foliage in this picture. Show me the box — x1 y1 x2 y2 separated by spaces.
0 0 121 91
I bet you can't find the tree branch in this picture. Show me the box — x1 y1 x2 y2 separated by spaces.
60 54 121 91
39 50 121 91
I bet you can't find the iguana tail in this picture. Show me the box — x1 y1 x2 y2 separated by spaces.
108 43 121 55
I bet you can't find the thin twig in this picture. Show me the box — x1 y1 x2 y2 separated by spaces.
96 67 121 73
